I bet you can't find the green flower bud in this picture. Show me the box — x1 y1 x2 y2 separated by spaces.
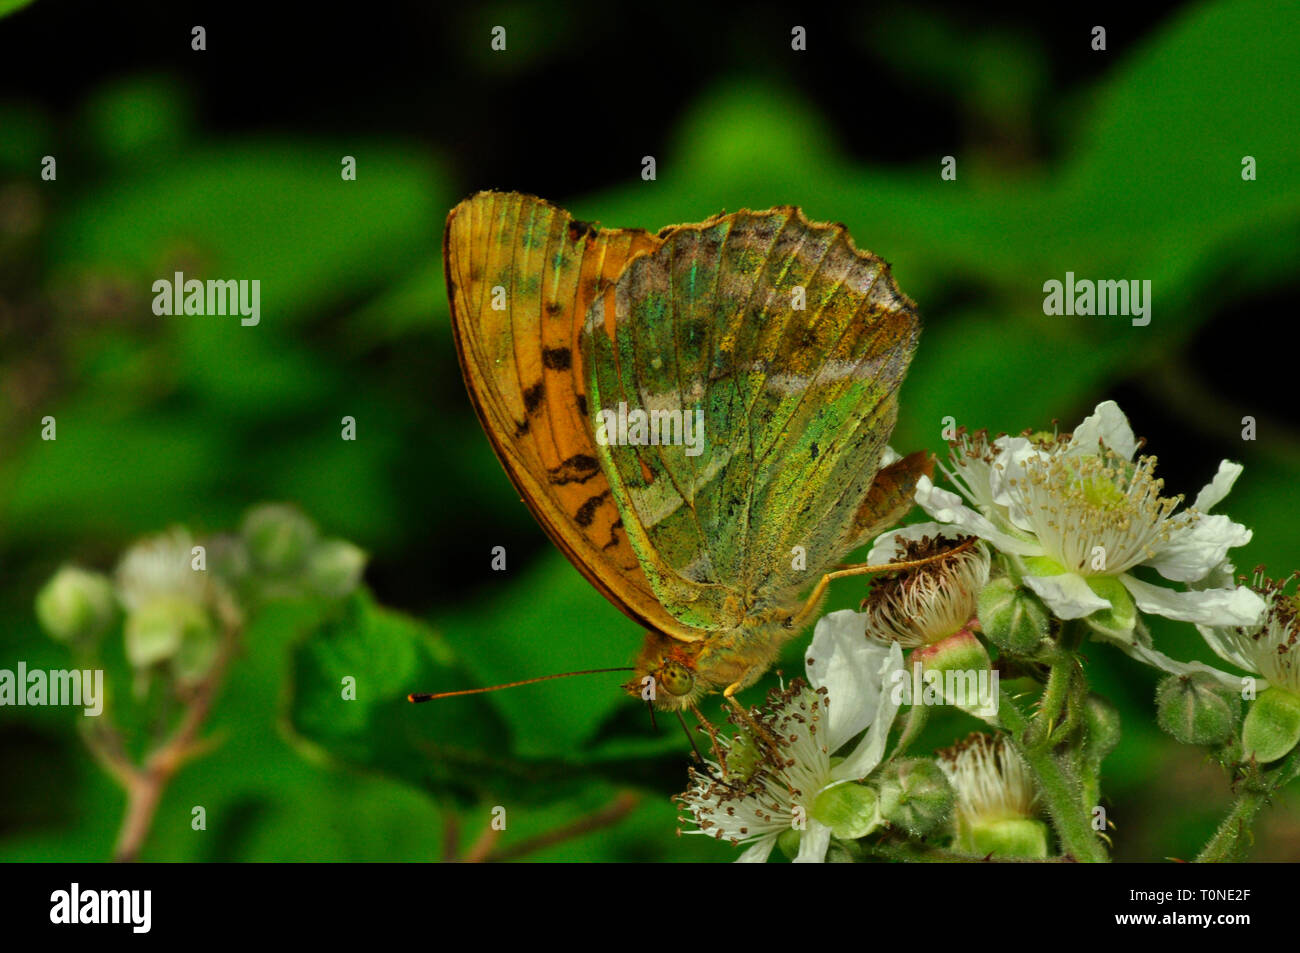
977 577 1049 655
35 566 116 643
812 782 880 840
1083 695 1122 759
1242 687 1300 763
1156 673 1241 746
125 596 214 669
964 817 1049 859
875 758 954 837
306 539 367 598
241 504 318 575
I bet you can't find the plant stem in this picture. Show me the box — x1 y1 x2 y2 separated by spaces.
481 792 641 862
104 616 237 862
1000 688 1108 862
1196 748 1300 862
1029 658 1073 751
1195 788 1266 862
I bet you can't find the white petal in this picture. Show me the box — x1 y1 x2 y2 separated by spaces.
880 445 901 467
1194 623 1260 674
1193 461 1243 513
734 836 777 864
865 521 953 565
915 477 1040 556
792 821 833 864
1098 636 1247 691
1120 575 1267 626
1023 571 1112 619
1147 513 1252 583
987 437 1039 528
806 610 890 750
835 641 906 780
1067 400 1137 460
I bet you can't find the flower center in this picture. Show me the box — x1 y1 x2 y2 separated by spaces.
1244 589 1300 697
862 535 987 647
675 683 831 846
1008 450 1185 576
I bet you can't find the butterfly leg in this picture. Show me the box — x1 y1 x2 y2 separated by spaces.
688 702 729 776
789 538 976 632
722 684 786 764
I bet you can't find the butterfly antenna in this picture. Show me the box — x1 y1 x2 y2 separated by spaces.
408 667 635 703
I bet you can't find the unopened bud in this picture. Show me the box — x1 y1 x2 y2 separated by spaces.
241 504 318 575
875 758 954 837
35 566 116 643
977 577 1048 655
1156 673 1241 746
306 539 367 598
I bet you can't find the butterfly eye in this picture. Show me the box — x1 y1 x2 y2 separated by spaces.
659 660 694 697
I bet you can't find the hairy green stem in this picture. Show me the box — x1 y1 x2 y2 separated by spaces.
1195 788 1267 862
1029 659 1073 751
1196 748 1300 862
1027 621 1087 751
1000 688 1108 862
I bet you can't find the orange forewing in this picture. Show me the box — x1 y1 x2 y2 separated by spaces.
444 191 692 639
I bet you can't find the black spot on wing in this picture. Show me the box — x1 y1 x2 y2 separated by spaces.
548 453 600 485
575 490 610 528
542 346 572 370
523 382 545 414
602 518 624 550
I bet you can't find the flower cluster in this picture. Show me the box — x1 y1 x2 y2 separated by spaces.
677 401 1293 863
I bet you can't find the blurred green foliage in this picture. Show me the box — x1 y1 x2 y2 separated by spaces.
2 0 1298 861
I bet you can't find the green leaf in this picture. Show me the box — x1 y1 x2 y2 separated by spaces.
285 590 586 806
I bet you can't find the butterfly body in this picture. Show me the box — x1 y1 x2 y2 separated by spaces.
445 192 925 712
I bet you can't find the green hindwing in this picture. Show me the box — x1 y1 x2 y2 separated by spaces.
582 207 920 631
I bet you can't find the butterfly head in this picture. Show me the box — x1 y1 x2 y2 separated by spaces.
624 631 711 711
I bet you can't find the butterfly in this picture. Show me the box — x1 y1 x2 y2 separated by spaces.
442 191 930 723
